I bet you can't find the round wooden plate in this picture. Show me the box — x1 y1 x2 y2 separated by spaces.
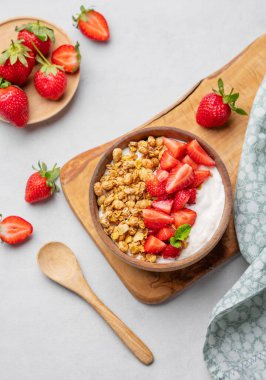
0 17 80 124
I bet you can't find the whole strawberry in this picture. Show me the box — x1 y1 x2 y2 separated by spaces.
0 40 35 86
33 43 67 100
196 78 247 128
15 20 55 56
73 6 110 42
25 162 60 204
0 77 29 127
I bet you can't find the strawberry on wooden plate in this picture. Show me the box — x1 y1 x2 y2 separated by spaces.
73 6 110 42
163 137 187 158
172 209 197 229
144 235 166 254
160 151 180 171
51 43 81 74
0 215 33 245
145 174 166 197
182 154 198 170
193 170 211 188
155 226 175 241
165 164 194 194
187 140 215 167
152 199 174 214
16 21 55 56
143 208 174 230
0 78 29 128
0 40 35 86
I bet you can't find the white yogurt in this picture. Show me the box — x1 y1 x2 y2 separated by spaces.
99 144 225 263
156 166 225 263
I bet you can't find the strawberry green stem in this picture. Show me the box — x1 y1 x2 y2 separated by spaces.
31 41 50 65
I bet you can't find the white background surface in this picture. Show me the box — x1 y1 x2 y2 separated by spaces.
0 1 264 379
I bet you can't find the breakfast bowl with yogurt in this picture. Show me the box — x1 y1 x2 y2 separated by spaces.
90 127 232 272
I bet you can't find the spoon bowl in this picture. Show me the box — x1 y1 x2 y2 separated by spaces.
37 242 154 365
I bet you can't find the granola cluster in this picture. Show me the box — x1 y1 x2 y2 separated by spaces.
94 136 165 262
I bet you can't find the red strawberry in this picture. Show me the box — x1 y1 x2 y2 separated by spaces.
155 169 169 183
25 162 60 204
160 151 180 171
155 226 175 241
166 164 194 194
173 189 191 211
193 170 211 188
51 42 81 74
0 78 29 128
187 140 215 167
163 137 187 158
33 44 67 100
172 209 197 229
145 174 166 197
187 188 197 204
162 244 181 259
143 208 174 230
0 215 33 245
73 6 110 42
16 21 55 56
144 235 166 254
196 78 247 128
152 199 174 214
182 155 198 170
0 40 35 86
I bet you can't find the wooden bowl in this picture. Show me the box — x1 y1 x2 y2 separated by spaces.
0 17 80 125
89 127 232 272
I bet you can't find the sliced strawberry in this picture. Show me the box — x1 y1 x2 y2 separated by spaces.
187 140 215 167
148 229 158 235
193 170 211 188
145 174 166 197
160 151 180 171
144 235 166 254
155 169 169 183
187 188 197 204
0 215 33 245
173 189 191 211
163 137 187 158
165 164 194 194
172 208 197 229
51 42 81 73
143 208 174 229
182 154 198 170
162 244 182 259
152 199 174 214
155 226 175 241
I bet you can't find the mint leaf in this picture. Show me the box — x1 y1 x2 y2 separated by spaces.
170 237 181 248
174 224 191 241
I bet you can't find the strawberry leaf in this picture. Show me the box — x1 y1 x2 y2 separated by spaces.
234 107 248 116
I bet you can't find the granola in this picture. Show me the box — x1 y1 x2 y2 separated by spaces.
94 137 164 261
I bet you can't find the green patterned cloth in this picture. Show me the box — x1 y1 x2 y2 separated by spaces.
203 77 266 380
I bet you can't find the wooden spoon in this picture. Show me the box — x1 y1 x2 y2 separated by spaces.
37 242 154 365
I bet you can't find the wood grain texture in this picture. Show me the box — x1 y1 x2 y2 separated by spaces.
60 34 266 304
38 242 154 365
0 17 80 124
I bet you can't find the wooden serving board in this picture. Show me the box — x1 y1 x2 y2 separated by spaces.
61 35 266 304
0 17 80 124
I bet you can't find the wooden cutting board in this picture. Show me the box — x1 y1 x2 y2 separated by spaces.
60 34 266 304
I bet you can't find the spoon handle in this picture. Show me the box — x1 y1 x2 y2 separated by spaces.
85 293 153 365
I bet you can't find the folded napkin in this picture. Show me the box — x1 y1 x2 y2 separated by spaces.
203 77 266 380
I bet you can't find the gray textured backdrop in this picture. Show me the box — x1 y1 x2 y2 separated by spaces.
0 1 264 379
